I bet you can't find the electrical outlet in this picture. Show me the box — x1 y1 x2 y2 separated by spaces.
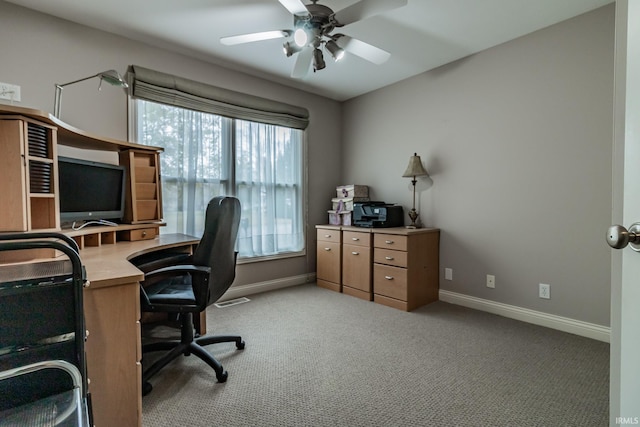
539 283 550 299
0 82 21 102
486 274 495 288
445 268 453 281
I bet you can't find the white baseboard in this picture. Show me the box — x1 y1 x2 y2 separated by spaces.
439 290 610 343
220 273 315 302
220 278 610 342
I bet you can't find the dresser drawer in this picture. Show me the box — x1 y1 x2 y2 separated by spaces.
316 241 341 284
343 231 371 247
374 248 407 268
119 227 157 241
373 264 407 301
317 228 341 243
374 234 408 251
343 243 371 292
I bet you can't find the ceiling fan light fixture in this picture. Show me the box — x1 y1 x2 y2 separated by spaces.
313 48 326 71
294 28 308 47
325 40 345 61
283 41 302 57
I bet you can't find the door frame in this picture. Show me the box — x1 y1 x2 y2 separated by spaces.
610 0 640 423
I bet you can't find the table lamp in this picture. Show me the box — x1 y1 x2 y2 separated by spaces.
53 69 128 118
402 152 429 228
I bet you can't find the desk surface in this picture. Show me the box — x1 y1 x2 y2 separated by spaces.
79 233 200 289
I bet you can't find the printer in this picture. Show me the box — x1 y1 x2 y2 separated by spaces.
352 202 404 228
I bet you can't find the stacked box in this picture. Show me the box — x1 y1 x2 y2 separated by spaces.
332 198 355 211
336 184 369 199
328 185 369 226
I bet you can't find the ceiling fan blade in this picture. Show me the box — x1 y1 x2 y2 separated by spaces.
335 35 390 65
332 0 407 27
278 0 309 16
291 47 313 79
220 30 291 46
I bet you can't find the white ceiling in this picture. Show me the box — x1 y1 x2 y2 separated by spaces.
6 0 612 101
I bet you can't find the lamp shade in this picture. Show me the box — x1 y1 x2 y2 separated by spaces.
402 153 429 178
97 70 129 87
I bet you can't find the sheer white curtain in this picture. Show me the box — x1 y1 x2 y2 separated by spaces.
137 101 231 236
235 120 304 257
136 100 304 258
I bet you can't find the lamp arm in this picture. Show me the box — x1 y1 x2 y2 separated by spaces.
53 85 63 117
53 73 101 117
56 73 102 88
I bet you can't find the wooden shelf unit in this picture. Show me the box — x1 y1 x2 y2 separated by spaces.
0 105 164 237
0 116 59 232
0 105 166 427
119 149 162 223
62 223 164 250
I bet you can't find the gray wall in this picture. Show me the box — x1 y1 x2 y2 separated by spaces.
342 5 615 326
0 1 343 288
0 1 616 326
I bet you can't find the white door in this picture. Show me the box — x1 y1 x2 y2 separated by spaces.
610 0 640 423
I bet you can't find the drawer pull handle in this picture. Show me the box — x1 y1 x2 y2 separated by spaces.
324 234 332 238
324 247 332 251
385 240 394 244
142 231 147 237
385 256 394 260
384 275 394 280
352 237 360 241
351 251 359 255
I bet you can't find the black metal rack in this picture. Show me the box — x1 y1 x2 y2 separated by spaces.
0 232 91 426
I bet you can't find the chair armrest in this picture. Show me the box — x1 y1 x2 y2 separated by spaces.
144 264 211 280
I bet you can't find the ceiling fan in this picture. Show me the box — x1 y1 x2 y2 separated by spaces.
220 0 408 78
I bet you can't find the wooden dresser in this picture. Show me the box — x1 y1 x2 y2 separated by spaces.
316 225 440 311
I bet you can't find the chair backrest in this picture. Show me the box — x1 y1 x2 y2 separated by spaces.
192 196 241 306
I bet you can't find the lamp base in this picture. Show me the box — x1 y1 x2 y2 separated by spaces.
407 208 419 229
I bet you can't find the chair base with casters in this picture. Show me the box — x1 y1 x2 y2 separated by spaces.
141 312 245 396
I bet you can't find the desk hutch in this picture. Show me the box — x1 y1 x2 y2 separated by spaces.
0 105 180 426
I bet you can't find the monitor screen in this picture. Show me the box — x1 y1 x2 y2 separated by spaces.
58 156 126 224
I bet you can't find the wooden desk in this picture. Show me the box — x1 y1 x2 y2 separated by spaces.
79 233 199 427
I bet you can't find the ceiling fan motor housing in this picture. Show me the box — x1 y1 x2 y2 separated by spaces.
293 2 336 46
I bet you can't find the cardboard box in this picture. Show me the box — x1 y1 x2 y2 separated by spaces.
336 185 368 199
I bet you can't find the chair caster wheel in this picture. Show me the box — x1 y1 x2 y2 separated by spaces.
237 340 245 350
142 381 153 396
217 370 228 383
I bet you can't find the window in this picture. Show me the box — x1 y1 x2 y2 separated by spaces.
135 100 305 259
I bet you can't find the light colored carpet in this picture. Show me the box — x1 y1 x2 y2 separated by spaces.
141 283 609 427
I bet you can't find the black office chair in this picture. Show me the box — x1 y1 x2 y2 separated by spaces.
139 196 244 396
